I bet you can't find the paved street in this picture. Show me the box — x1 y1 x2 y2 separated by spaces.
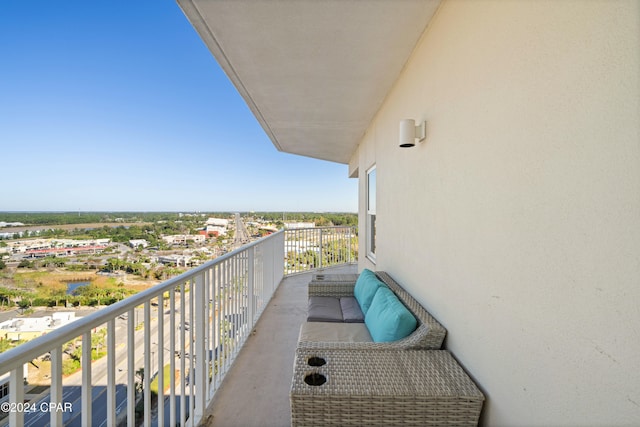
5 297 196 427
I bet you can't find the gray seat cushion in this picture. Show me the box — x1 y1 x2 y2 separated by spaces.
307 296 343 322
339 297 365 323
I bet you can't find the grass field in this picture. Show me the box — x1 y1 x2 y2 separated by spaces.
11 269 156 293
0 222 150 234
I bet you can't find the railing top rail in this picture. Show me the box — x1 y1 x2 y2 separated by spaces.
285 226 356 231
0 230 285 372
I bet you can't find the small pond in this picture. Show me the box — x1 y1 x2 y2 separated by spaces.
67 282 91 295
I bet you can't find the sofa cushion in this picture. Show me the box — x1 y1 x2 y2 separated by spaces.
353 269 387 315
298 322 373 343
307 296 343 322
365 287 417 343
339 297 365 323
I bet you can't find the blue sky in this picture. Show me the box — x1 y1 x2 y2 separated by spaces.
0 1 357 213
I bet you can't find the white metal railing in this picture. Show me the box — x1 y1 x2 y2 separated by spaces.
0 231 284 427
284 226 357 275
0 226 356 427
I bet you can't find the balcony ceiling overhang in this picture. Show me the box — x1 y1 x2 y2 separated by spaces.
178 0 441 164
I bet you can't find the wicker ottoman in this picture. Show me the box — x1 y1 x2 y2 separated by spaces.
290 349 484 426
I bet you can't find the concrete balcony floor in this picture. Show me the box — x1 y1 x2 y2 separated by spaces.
200 264 358 427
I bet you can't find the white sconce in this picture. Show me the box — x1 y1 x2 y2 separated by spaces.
399 119 426 148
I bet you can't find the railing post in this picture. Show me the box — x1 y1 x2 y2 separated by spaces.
82 331 92 427
10 367 24 427
189 277 196 424
180 281 187 427
318 228 323 269
127 308 136 427
157 294 165 427
194 273 206 422
50 347 63 427
143 302 151 427
248 247 255 328
275 230 285 281
349 227 353 264
106 320 116 427
169 291 177 427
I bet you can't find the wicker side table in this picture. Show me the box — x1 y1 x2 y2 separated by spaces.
308 274 360 298
290 349 484 426
310 273 359 285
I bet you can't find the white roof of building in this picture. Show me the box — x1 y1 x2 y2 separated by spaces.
206 218 230 227
0 313 79 333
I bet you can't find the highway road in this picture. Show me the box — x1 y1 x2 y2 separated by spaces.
232 213 250 250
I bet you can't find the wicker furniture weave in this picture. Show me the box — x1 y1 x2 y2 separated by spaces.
308 273 363 297
301 271 446 350
290 348 484 426
310 273 360 292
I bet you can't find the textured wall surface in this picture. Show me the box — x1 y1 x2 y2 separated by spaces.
354 1 640 425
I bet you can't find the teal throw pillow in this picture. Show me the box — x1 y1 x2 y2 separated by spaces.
353 269 386 315
365 287 417 343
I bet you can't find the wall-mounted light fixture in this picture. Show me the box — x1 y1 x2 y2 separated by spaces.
399 119 426 148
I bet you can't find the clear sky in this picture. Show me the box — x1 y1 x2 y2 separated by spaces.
0 1 357 213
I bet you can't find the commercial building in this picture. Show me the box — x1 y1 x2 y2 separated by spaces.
161 234 206 245
0 312 80 342
129 239 149 249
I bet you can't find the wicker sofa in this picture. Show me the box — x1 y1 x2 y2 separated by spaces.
297 271 446 351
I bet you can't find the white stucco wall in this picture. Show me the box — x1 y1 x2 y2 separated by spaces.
353 1 640 425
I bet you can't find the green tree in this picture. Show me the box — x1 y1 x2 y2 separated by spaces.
0 288 17 307
17 260 33 268
18 292 37 310
49 288 67 307
106 258 122 272
135 367 145 396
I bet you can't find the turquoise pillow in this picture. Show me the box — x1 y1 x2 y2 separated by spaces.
365 287 417 343
353 269 386 315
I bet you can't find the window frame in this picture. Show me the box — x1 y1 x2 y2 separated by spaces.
366 165 376 263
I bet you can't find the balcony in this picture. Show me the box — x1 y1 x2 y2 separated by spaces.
200 264 357 427
0 227 357 427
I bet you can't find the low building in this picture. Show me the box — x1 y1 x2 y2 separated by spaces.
6 238 111 256
0 222 24 228
129 239 149 249
162 234 206 245
204 225 226 236
157 255 194 267
0 312 80 342
206 218 230 227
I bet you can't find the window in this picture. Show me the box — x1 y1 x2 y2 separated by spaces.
0 382 8 399
366 166 376 262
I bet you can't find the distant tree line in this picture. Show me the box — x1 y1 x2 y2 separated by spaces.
0 212 108 225
0 212 230 226
3 219 211 245
0 211 357 228
250 212 357 227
